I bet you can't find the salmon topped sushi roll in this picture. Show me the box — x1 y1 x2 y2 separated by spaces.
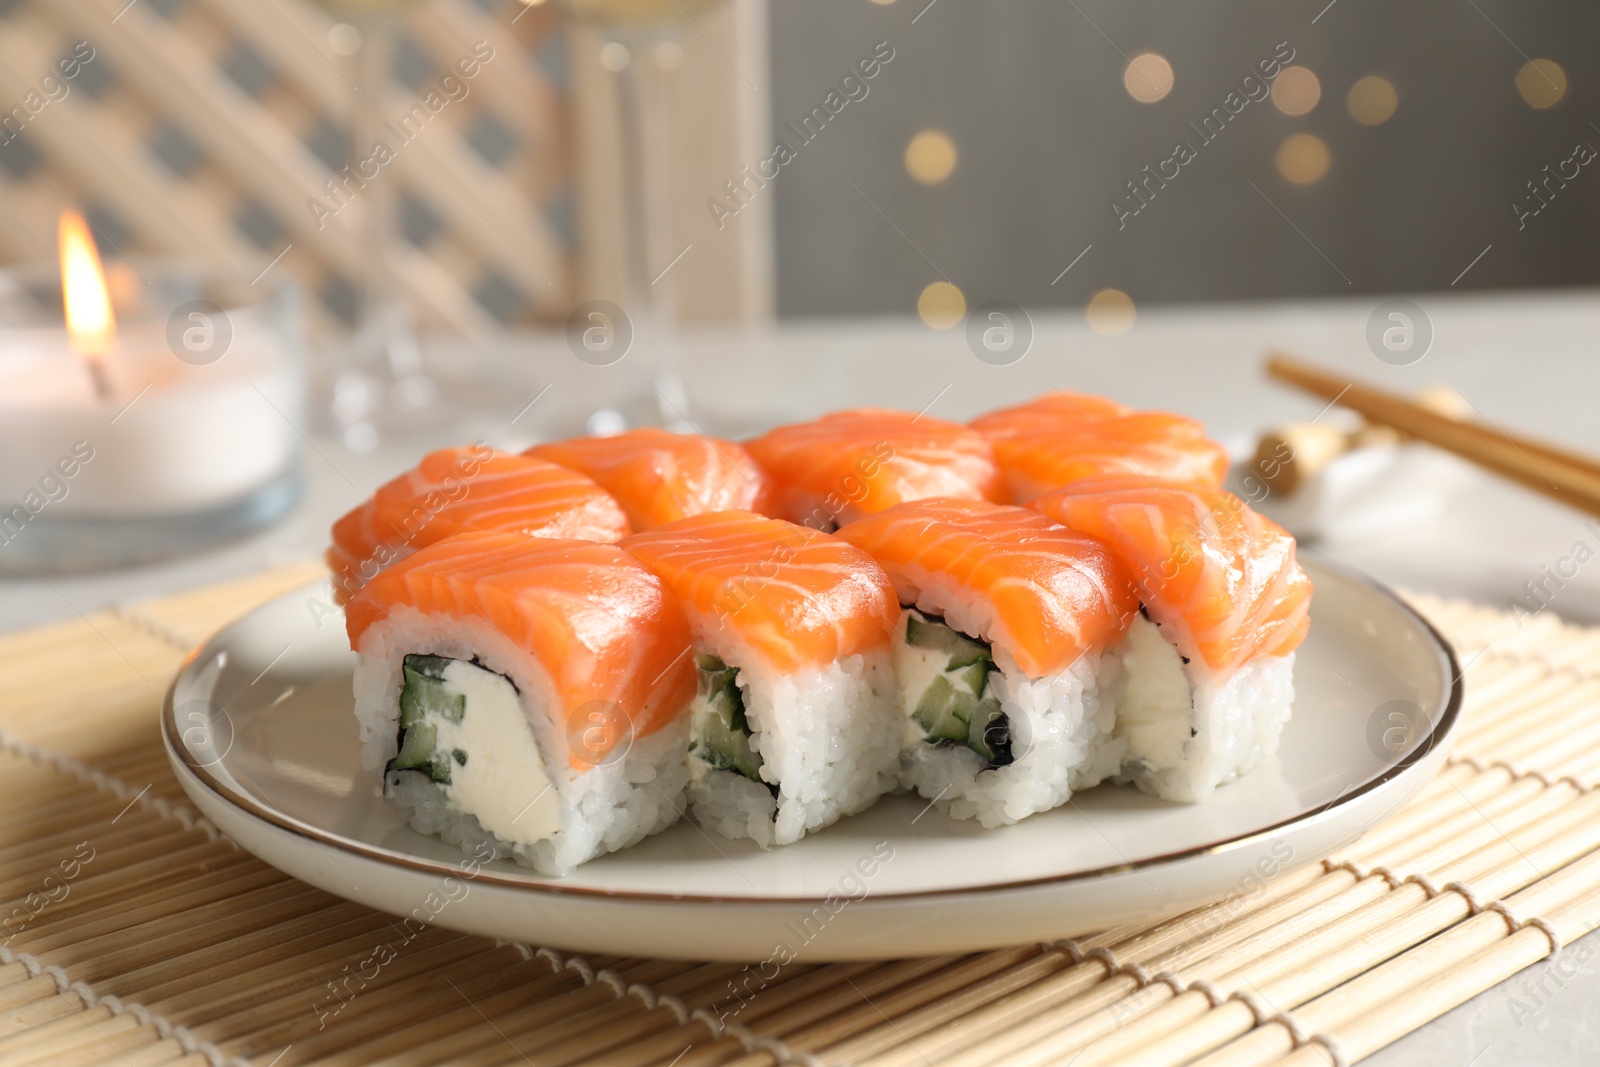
836 499 1139 827
328 444 630 604
346 531 696 875
526 428 773 532
622 511 902 847
972 393 1230 502
744 408 1007 531
1033 477 1312 802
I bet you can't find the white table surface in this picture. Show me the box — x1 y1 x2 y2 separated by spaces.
4 287 1599 1061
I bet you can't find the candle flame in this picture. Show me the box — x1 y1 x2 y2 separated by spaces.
58 210 118 398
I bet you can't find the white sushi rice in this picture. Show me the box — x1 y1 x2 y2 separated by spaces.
686 646 902 849
353 605 688 876
1106 613 1296 803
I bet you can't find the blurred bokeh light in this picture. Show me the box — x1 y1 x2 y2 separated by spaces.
1516 59 1568 109
905 130 958 186
1086 288 1136 334
1271 66 1322 116
1276 133 1332 185
1123 52 1175 104
1347 76 1399 125
917 280 966 328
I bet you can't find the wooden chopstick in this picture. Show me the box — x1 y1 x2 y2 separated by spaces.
1270 353 1600 480
1266 352 1600 518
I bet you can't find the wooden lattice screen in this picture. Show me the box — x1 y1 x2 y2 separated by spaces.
0 0 574 337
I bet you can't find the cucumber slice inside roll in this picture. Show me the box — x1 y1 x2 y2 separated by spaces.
898 611 1015 768
392 719 439 772
905 613 991 669
400 658 466 728
965 700 1010 764
391 654 480 784
912 675 973 741
689 655 764 781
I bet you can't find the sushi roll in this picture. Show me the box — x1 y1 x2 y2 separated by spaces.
345 530 697 875
835 499 1140 827
972 393 1230 502
621 511 902 847
1032 478 1313 802
526 428 774 532
744 408 1007 531
328 444 630 604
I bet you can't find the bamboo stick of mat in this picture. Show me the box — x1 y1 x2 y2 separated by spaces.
1266 352 1600 518
1269 880 1600 1066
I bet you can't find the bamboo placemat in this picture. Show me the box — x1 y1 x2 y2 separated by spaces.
3 564 1599 1066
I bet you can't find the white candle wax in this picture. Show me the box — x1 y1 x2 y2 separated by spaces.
0 318 301 516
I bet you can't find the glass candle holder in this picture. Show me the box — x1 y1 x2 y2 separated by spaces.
0 264 305 573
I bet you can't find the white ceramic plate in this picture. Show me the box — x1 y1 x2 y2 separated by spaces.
164 560 1459 962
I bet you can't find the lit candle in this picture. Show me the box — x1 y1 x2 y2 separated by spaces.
58 210 118 402
0 215 303 567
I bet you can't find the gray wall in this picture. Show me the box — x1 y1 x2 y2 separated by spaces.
768 0 1600 316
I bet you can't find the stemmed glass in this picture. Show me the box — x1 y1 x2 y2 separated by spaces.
313 0 727 444
314 0 439 452
557 0 726 434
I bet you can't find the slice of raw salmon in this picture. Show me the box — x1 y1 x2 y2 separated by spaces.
621 510 897 674
745 408 1006 530
835 498 1139 678
1031 477 1313 675
972 393 1230 501
527 429 773 533
345 530 695 758
328 445 629 604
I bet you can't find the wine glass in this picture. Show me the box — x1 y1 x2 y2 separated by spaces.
314 0 439 453
553 0 726 435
